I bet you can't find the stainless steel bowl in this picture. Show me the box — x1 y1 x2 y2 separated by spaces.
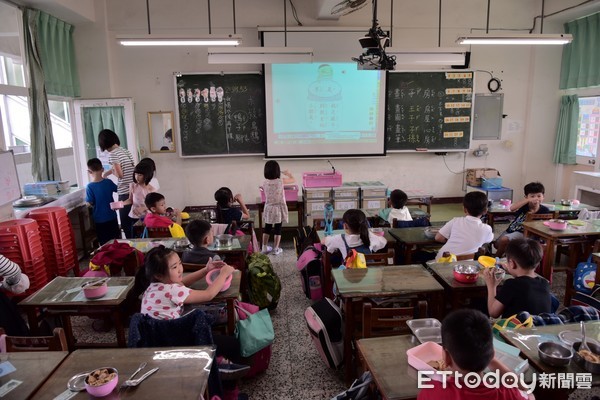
423 228 439 239
215 234 233 248
573 341 600 374
453 264 480 274
538 341 573 367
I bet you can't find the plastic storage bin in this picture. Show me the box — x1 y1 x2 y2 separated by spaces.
302 171 342 188
333 199 359 211
361 198 386 210
304 188 332 200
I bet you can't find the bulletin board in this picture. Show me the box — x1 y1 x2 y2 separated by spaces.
0 150 22 206
175 73 266 157
386 71 474 151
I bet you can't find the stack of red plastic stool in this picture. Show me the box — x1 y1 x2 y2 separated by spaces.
28 207 79 277
0 218 49 296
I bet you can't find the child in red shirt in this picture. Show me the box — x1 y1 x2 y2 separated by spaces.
418 309 534 400
144 192 182 229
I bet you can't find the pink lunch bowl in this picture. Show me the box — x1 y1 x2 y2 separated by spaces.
206 269 233 292
82 282 108 299
85 367 118 397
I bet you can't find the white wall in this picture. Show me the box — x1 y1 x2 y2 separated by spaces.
68 0 592 208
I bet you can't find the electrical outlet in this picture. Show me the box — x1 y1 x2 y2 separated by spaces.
473 149 487 157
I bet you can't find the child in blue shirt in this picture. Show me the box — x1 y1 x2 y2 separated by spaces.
85 158 119 245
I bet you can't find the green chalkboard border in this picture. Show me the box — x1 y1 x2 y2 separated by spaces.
385 70 474 152
174 71 267 158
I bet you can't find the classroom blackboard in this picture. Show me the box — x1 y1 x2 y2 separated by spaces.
386 71 473 151
175 73 266 157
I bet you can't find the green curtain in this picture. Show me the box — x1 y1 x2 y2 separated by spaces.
559 12 600 89
82 107 127 161
553 95 579 164
36 10 80 97
23 8 61 182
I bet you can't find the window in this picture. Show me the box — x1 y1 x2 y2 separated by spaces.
576 96 600 165
0 2 73 153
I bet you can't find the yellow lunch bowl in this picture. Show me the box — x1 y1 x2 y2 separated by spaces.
478 255 496 268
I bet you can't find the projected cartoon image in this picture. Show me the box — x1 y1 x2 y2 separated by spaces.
307 64 342 130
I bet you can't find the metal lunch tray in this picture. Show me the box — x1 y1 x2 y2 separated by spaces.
407 318 442 343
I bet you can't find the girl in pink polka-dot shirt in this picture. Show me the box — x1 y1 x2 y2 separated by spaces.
141 245 235 320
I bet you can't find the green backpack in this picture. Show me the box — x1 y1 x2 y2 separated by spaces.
247 253 282 310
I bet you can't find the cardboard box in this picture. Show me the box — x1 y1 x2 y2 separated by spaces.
466 168 500 187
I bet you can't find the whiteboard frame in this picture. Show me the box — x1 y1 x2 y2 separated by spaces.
174 71 266 159
0 150 22 207
385 69 475 153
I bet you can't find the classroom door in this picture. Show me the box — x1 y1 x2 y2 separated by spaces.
72 98 138 187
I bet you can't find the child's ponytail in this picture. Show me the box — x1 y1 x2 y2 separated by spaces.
343 209 370 247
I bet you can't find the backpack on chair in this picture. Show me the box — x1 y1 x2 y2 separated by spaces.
297 244 324 300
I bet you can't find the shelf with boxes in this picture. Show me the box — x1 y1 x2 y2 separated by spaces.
304 181 388 227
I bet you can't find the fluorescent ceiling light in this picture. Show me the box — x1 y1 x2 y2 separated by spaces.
117 34 242 46
456 34 573 45
208 47 313 64
386 48 466 65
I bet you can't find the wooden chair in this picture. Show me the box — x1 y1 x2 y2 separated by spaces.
456 253 476 261
146 227 172 238
525 213 556 222
0 327 68 352
182 263 206 272
363 248 395 266
362 301 428 338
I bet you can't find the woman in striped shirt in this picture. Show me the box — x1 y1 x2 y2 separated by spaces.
99 129 136 238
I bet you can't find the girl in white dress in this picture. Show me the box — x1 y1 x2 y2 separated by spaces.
261 160 294 255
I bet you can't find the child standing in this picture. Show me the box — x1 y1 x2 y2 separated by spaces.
483 238 551 318
123 162 156 235
378 189 413 225
417 309 534 400
261 161 294 255
139 157 160 191
494 182 549 257
144 192 182 229
85 158 119 245
182 220 218 264
214 187 250 225
322 209 387 259
141 245 234 319
435 191 493 261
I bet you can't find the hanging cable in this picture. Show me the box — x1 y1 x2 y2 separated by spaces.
232 0 237 34
438 0 442 47
390 0 393 46
284 0 287 46
485 0 490 34
529 0 593 33
288 0 303 26
146 0 151 34
207 0 212 34
540 0 545 33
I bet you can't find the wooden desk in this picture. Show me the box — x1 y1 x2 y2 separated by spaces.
427 260 512 314
387 227 439 265
19 276 134 350
501 322 600 388
332 265 444 384
486 202 600 230
31 347 216 399
0 351 68 400
357 335 421 400
257 199 304 237
188 270 242 335
523 220 600 286
406 194 433 215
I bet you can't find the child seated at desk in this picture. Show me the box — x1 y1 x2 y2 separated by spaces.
214 187 250 225
494 181 550 258
418 309 534 400
378 189 413 225
182 220 218 264
143 192 182 230
322 209 387 260
483 238 551 319
435 191 493 261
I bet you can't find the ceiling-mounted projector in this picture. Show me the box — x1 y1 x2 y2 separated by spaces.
353 0 396 71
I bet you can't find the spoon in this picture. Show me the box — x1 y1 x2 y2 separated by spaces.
581 321 591 352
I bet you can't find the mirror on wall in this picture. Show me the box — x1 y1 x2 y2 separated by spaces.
148 111 175 153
